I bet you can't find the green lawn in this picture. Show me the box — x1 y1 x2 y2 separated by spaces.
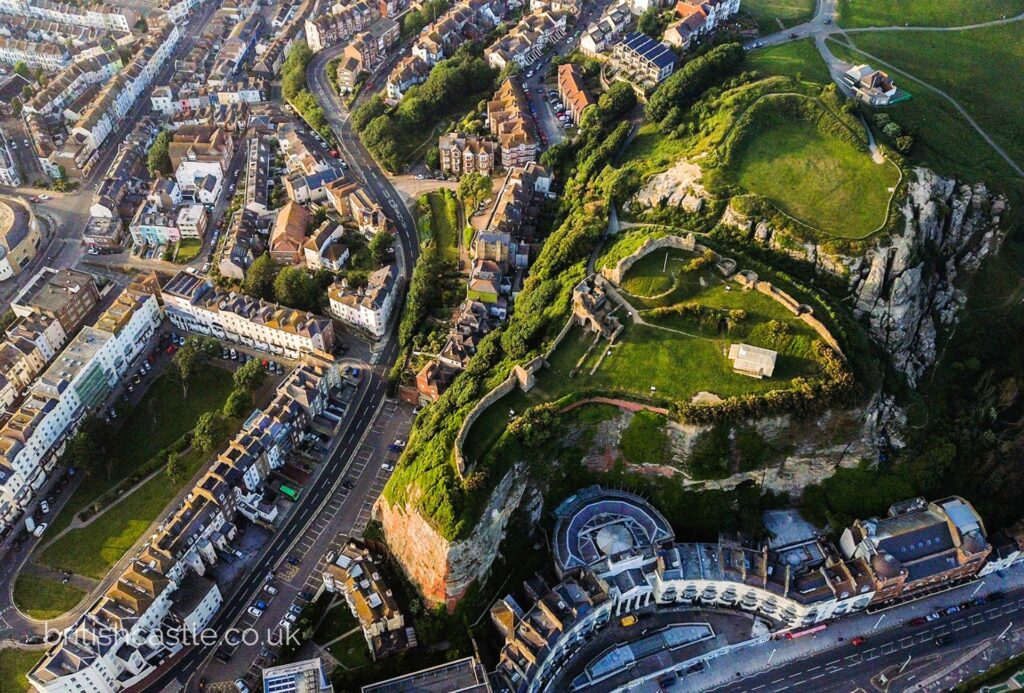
733 116 900 238
838 0 1020 28
743 0 816 31
0 649 40 692
41 448 207 579
175 239 202 263
313 602 359 644
13 574 87 620
826 39 1018 183
747 40 832 83
840 24 1024 172
328 632 372 670
47 366 234 537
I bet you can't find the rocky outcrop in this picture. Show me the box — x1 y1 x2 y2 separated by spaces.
377 462 537 610
850 168 1006 387
631 160 708 212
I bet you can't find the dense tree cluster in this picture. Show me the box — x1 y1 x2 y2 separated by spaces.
646 43 745 130
352 48 497 171
146 130 171 176
282 42 332 139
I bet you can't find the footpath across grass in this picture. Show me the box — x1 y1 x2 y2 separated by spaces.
844 23 1024 171
838 0 1020 28
41 446 209 579
733 116 899 238
426 190 460 263
0 649 39 692
47 366 234 537
13 574 87 620
743 0 815 32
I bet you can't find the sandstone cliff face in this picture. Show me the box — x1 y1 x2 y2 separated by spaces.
378 462 535 610
849 168 1005 387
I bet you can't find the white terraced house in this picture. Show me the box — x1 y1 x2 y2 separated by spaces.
0 286 161 534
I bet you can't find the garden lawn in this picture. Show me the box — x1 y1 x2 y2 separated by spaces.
47 366 234 537
747 40 831 83
733 116 900 238
328 632 372 669
427 191 460 262
41 448 207 579
0 649 39 692
13 574 87 620
842 24 1024 170
743 0 815 31
175 239 202 263
838 0 1020 28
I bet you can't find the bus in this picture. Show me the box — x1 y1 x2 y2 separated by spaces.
785 623 827 639
280 485 301 501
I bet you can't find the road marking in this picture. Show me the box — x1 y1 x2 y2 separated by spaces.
970 614 984 626
953 619 968 631
881 642 896 654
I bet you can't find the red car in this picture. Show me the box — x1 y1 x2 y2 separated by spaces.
166 344 177 354
851 636 866 646
909 616 927 626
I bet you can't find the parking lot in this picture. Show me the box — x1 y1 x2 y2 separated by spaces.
198 396 413 690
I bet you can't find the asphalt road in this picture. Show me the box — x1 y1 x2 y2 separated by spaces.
136 30 423 693
709 595 1024 693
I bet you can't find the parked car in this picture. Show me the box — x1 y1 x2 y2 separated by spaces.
33 522 47 537
230 348 238 360
288 603 303 615
264 584 278 595
909 616 927 626
235 680 250 693
851 636 866 646
286 555 300 566
944 605 961 616
934 633 952 647
925 611 940 622
381 462 394 471
40 500 49 514
247 606 262 618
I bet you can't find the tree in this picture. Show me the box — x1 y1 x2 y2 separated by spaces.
166 452 189 485
233 359 267 393
273 266 318 311
637 7 666 38
597 82 638 124
13 62 29 79
223 389 253 418
369 232 394 267
147 130 171 176
347 269 369 289
172 335 219 396
242 253 278 300
193 412 228 453
457 172 491 213
62 417 111 479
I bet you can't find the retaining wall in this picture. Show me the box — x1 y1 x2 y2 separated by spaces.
603 233 698 285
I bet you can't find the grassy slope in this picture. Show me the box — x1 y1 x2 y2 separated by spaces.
0 649 39 692
747 39 832 83
41 448 207 579
825 41 1017 184
47 366 234 537
842 23 1024 172
13 574 87 620
744 0 816 31
427 191 460 263
838 0 1021 28
733 116 899 238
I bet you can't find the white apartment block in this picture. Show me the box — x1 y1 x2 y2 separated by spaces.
327 264 398 338
0 286 161 533
161 271 335 358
